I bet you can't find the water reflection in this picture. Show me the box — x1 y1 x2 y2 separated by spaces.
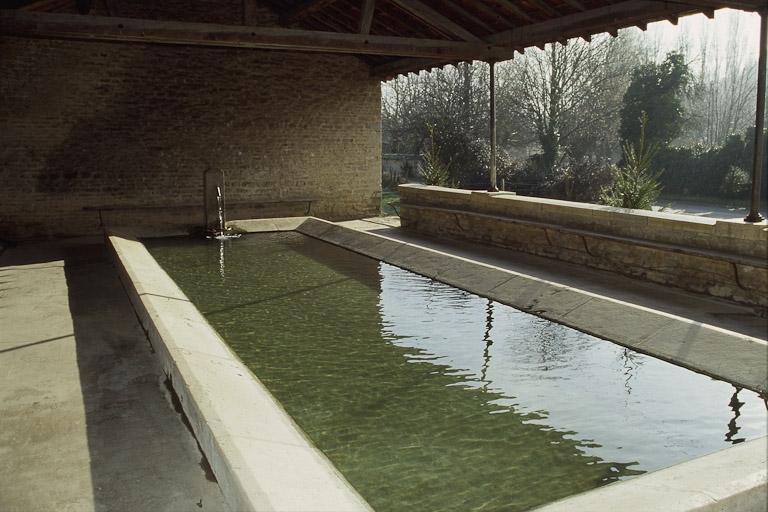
218 238 226 278
620 348 641 396
376 262 767 475
725 388 746 444
481 299 493 383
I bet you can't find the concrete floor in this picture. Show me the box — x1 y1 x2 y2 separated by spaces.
0 237 230 512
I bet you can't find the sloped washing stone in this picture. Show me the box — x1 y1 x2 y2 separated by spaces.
294 217 338 239
635 323 768 393
435 261 514 297
384 244 460 279
229 218 307 233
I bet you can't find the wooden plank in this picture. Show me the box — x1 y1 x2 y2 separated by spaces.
0 9 517 61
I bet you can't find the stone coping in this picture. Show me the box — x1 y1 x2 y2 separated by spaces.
106 229 372 512
110 218 767 511
398 184 768 259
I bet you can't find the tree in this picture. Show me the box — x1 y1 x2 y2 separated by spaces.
602 112 664 209
381 62 490 186
681 14 757 149
497 33 637 168
619 52 690 147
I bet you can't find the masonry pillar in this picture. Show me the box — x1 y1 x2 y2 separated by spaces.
745 10 767 223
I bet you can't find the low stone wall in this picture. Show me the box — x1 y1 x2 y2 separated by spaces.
398 184 768 308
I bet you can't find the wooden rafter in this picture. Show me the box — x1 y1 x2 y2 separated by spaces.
279 0 338 25
525 0 560 18
358 0 374 34
561 0 587 12
441 0 498 34
387 0 483 42
493 0 537 24
242 0 258 25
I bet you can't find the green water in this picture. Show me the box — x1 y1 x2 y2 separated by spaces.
146 233 767 511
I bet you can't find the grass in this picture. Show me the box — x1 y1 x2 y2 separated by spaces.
381 190 400 216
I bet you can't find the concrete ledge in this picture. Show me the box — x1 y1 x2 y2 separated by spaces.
106 232 372 512
534 437 767 512
398 184 768 308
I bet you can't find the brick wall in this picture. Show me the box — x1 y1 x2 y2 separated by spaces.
0 31 381 239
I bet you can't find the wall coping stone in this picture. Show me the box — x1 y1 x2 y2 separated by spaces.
399 184 768 259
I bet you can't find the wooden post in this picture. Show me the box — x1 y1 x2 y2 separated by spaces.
745 10 767 223
489 60 499 192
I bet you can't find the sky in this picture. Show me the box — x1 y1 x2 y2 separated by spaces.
636 8 762 68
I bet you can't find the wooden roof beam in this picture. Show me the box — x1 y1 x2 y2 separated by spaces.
0 9 516 60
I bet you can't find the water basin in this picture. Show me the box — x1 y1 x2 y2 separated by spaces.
145 232 767 511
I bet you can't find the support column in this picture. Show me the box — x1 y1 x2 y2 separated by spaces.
745 10 767 223
488 60 499 192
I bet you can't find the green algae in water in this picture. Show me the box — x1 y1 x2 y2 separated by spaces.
146 233 767 511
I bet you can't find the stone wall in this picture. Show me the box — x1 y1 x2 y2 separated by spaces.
398 184 768 308
0 25 381 239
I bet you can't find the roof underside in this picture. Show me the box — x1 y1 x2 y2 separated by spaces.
1 0 765 78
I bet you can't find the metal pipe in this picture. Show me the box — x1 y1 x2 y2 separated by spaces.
745 10 767 223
